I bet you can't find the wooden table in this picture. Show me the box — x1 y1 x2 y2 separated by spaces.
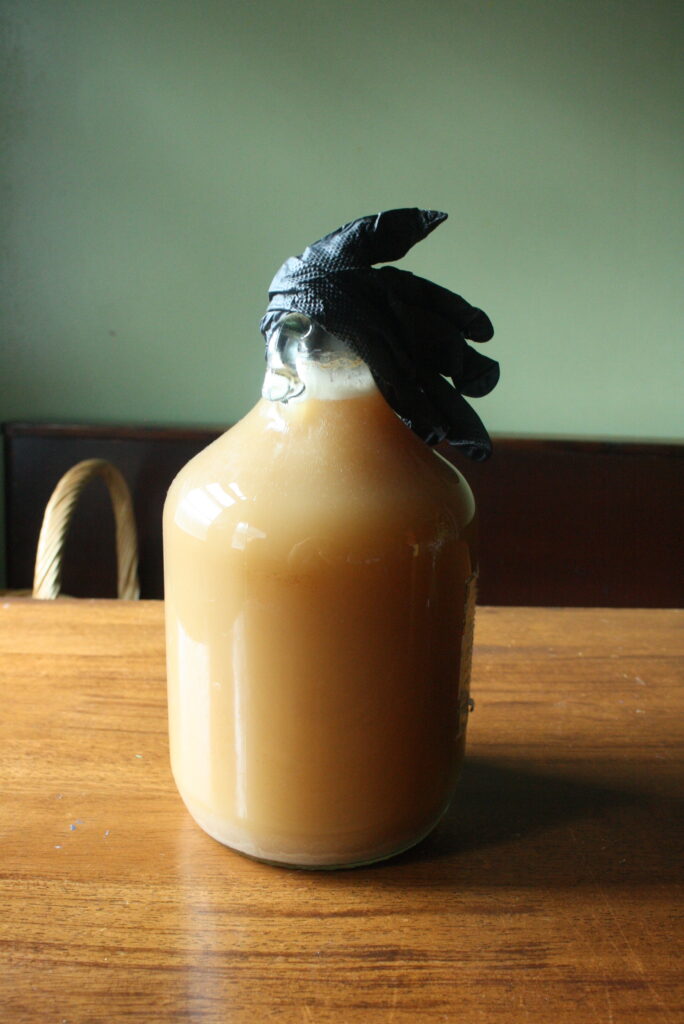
1 600 682 1023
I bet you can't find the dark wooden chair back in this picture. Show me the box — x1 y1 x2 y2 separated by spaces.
4 423 682 606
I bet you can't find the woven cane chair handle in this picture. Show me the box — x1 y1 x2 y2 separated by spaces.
32 459 140 600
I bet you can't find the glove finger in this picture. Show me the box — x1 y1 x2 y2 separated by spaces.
375 376 449 446
458 345 500 397
384 293 496 398
305 209 447 270
382 293 456 374
419 372 493 460
378 267 494 341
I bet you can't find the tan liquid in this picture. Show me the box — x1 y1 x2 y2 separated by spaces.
163 378 477 867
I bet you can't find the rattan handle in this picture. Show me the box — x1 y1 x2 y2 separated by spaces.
32 459 140 600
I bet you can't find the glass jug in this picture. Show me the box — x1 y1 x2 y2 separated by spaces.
163 315 477 868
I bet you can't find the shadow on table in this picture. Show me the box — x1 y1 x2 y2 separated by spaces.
364 756 684 889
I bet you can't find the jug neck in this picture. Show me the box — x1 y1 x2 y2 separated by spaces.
262 314 376 404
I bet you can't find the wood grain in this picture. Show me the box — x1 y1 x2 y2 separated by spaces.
0 600 682 1023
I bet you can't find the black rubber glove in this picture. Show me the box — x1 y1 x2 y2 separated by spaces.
260 208 499 460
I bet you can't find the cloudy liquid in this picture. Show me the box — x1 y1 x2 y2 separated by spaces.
164 374 477 867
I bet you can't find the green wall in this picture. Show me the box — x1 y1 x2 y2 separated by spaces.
2 0 682 435
1 0 682 581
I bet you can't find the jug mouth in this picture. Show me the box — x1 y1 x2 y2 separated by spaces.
262 313 372 404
